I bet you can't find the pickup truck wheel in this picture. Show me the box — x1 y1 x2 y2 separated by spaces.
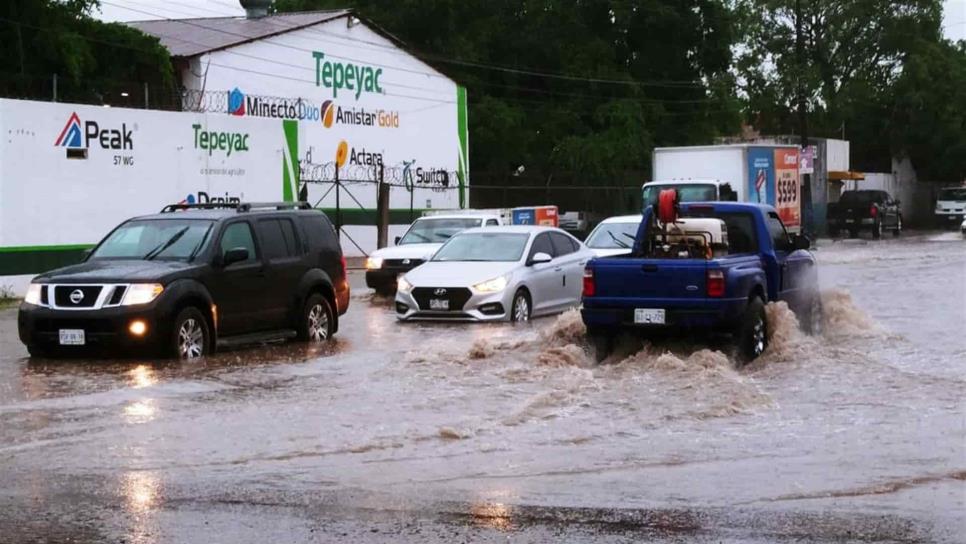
171 307 209 359
298 293 334 343
26 345 49 358
872 220 883 240
737 298 768 364
848 227 859 238
587 328 613 363
510 290 531 323
892 216 902 237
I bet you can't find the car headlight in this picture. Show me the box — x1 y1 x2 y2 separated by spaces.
366 257 384 270
472 275 508 293
24 284 43 306
397 276 413 294
121 283 164 306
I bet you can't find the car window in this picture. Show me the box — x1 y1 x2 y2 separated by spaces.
299 213 335 251
766 212 791 252
585 221 638 249
257 219 290 260
219 222 257 263
550 232 576 256
528 233 555 260
683 211 757 254
278 218 301 256
486 219 499 226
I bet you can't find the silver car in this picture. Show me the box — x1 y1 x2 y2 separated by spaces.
395 226 594 322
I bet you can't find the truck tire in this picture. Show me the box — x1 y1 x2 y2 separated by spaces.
736 298 768 365
872 219 883 240
26 345 49 358
801 293 823 335
848 227 859 238
171 307 210 359
587 328 613 363
892 216 902 237
297 293 334 342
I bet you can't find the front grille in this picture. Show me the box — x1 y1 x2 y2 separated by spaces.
54 286 102 308
412 287 473 311
107 286 127 306
40 286 49 305
384 259 424 269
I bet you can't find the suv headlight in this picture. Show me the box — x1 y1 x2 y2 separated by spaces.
473 275 508 293
24 284 43 306
121 283 164 306
397 276 413 294
366 257 384 270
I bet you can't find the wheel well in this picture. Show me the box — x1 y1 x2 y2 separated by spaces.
749 285 766 303
514 285 531 302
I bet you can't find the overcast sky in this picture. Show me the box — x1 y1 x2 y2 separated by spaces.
96 0 966 41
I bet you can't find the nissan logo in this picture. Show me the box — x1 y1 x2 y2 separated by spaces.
433 288 447 296
69 289 85 304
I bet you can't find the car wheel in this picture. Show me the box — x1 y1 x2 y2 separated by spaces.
872 219 882 240
587 328 613 363
26 345 49 358
374 285 395 297
848 228 859 238
171 307 209 360
510 289 531 323
892 216 902 237
801 293 823 335
736 298 768 365
298 293 334 343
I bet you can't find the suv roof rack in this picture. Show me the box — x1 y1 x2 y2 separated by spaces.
160 202 240 213
237 202 312 212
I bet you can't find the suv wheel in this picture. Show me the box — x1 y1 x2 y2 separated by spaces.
172 307 209 359
892 216 902 237
736 298 768 365
299 293 334 342
872 219 883 240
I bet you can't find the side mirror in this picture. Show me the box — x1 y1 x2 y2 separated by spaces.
528 252 553 266
394 236 401 245
222 247 249 266
792 234 811 251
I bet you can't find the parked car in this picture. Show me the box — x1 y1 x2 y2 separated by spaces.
18 202 349 359
395 226 594 322
827 190 902 239
365 213 503 294
935 187 966 227
583 215 643 258
582 201 820 364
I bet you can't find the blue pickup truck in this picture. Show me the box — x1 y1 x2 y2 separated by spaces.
581 202 821 363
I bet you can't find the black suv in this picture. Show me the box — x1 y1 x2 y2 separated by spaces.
827 190 902 239
18 202 350 359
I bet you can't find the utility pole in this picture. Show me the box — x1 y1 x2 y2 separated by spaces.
796 0 814 237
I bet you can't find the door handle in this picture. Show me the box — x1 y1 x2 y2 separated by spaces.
554 267 563 272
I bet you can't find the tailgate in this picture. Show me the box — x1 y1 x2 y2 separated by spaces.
592 258 707 300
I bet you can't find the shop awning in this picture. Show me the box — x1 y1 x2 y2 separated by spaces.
827 171 865 181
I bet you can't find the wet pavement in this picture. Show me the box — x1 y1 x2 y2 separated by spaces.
0 231 964 543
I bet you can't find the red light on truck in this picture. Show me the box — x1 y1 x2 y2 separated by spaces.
707 269 725 297
582 268 596 297
869 205 878 218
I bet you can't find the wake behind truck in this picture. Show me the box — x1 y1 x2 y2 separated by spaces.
581 196 820 364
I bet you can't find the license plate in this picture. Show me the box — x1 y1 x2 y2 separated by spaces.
59 329 85 345
634 308 665 325
429 299 449 310
845 218 855 223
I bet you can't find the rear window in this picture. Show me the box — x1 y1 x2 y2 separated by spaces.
938 188 966 201
675 211 758 255
839 191 880 205
299 213 335 251
643 183 718 208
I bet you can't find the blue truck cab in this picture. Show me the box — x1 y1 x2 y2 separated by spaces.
581 202 820 363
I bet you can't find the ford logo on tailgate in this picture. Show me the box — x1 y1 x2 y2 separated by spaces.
434 288 447 296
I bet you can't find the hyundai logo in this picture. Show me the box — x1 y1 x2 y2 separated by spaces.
434 288 447 296
402 259 411 265
69 289 84 304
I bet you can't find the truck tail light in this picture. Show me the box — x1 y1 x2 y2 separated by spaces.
707 269 725 298
340 255 347 277
582 268 596 297
869 204 878 218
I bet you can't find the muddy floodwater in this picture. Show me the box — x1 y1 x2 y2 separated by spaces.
0 232 963 542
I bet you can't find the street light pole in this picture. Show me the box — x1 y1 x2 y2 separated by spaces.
796 0 814 237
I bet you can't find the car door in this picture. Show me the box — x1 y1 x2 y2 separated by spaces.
549 231 586 308
766 212 811 312
523 233 559 314
209 220 267 336
255 216 306 329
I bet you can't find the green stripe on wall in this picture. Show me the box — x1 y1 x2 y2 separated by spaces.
0 246 93 276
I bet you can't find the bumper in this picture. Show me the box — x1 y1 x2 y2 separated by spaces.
581 297 747 331
394 288 510 322
828 217 875 230
936 212 965 224
18 301 171 354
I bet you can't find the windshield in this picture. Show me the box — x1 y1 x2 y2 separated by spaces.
91 219 214 261
433 232 530 262
938 188 966 201
585 221 640 249
399 217 482 244
643 184 718 208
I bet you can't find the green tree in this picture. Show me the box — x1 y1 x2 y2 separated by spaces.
0 0 174 106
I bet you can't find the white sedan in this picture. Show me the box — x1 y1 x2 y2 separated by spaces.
583 215 642 257
395 226 594 322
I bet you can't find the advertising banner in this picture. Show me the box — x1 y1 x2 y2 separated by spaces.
746 147 774 205
773 148 801 228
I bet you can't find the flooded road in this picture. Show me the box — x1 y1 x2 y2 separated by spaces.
0 232 963 542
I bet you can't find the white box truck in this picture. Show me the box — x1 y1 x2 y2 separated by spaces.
651 144 802 231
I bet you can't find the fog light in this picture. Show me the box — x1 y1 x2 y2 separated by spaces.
129 320 147 336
